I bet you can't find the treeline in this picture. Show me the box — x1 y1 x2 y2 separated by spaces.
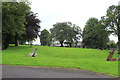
2 2 41 49
2 2 120 54
40 20 116 49
40 22 82 47
40 5 120 54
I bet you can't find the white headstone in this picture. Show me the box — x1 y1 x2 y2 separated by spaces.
32 53 38 57
28 47 37 57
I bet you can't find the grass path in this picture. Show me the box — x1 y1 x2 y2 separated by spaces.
2 45 119 76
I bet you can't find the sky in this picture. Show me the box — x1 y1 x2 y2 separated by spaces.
30 0 119 44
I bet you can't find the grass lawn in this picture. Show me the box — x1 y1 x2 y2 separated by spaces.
2 45 120 77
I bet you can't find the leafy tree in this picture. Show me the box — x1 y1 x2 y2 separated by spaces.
82 18 98 48
101 5 120 54
40 29 51 46
65 23 82 47
50 22 70 47
2 2 30 49
20 11 41 47
93 23 109 48
50 22 81 47
72 24 82 47
82 18 109 49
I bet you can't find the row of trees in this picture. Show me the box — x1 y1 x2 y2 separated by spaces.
40 4 120 54
40 20 109 48
2 2 41 49
40 22 81 47
2 2 120 54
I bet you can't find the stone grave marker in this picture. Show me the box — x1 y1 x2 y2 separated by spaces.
28 47 38 57
106 49 116 61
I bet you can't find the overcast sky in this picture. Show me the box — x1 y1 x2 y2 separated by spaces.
30 0 119 44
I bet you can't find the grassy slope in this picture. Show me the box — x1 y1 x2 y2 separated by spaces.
2 45 119 76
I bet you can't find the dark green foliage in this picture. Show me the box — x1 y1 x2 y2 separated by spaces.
40 29 51 46
20 11 41 44
107 42 117 48
101 5 120 54
50 22 81 47
2 2 41 49
2 2 31 49
50 22 69 47
82 18 109 49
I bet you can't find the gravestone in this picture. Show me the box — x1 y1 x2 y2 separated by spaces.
106 49 116 61
28 47 38 57
32 53 38 57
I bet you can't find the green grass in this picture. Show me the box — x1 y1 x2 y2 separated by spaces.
2 45 120 77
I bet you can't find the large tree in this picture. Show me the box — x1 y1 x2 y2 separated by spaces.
65 23 82 47
101 5 120 54
20 11 41 46
50 22 69 47
40 29 51 46
2 2 30 49
82 18 109 49
50 22 81 47
82 18 98 48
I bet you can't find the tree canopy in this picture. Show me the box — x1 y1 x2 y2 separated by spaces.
40 29 51 46
2 2 41 49
82 18 109 49
2 2 31 49
101 5 120 53
20 11 41 44
50 22 81 47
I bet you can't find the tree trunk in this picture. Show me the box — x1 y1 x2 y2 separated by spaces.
69 43 72 47
118 7 120 54
118 41 120 54
15 33 18 46
3 39 9 49
60 41 64 47
117 10 120 52
2 33 9 49
118 30 120 54
29 40 33 48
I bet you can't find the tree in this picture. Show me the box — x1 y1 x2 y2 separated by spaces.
50 22 82 47
65 23 82 47
82 18 109 49
50 22 70 47
93 23 109 48
20 11 41 47
82 18 98 48
101 5 120 54
2 2 30 49
40 29 51 46
72 24 82 47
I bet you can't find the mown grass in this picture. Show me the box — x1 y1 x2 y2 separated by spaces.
2 45 120 76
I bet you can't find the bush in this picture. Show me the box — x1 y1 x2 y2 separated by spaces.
107 42 117 48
